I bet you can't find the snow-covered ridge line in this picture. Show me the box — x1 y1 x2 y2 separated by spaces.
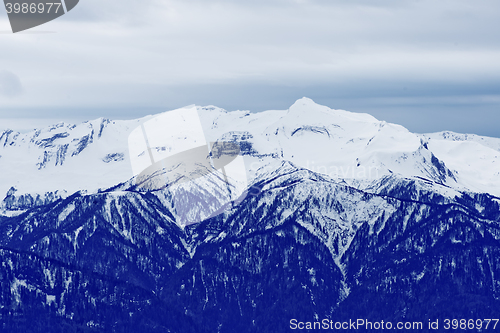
1 97 499 214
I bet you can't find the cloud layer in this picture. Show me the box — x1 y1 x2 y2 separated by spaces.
0 0 499 136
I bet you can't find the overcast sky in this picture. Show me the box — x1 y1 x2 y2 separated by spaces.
0 0 499 137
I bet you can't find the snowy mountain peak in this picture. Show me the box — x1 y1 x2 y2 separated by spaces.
288 97 324 113
1 98 499 216
287 97 378 124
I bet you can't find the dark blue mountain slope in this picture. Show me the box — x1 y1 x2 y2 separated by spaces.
0 164 499 332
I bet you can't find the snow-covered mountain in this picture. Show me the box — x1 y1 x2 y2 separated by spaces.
0 98 499 332
1 97 499 215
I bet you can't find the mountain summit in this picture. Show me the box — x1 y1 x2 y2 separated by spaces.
1 98 499 215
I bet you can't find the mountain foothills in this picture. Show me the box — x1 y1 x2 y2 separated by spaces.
0 98 499 332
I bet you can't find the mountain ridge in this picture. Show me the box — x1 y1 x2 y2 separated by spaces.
0 158 499 331
1 98 499 213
